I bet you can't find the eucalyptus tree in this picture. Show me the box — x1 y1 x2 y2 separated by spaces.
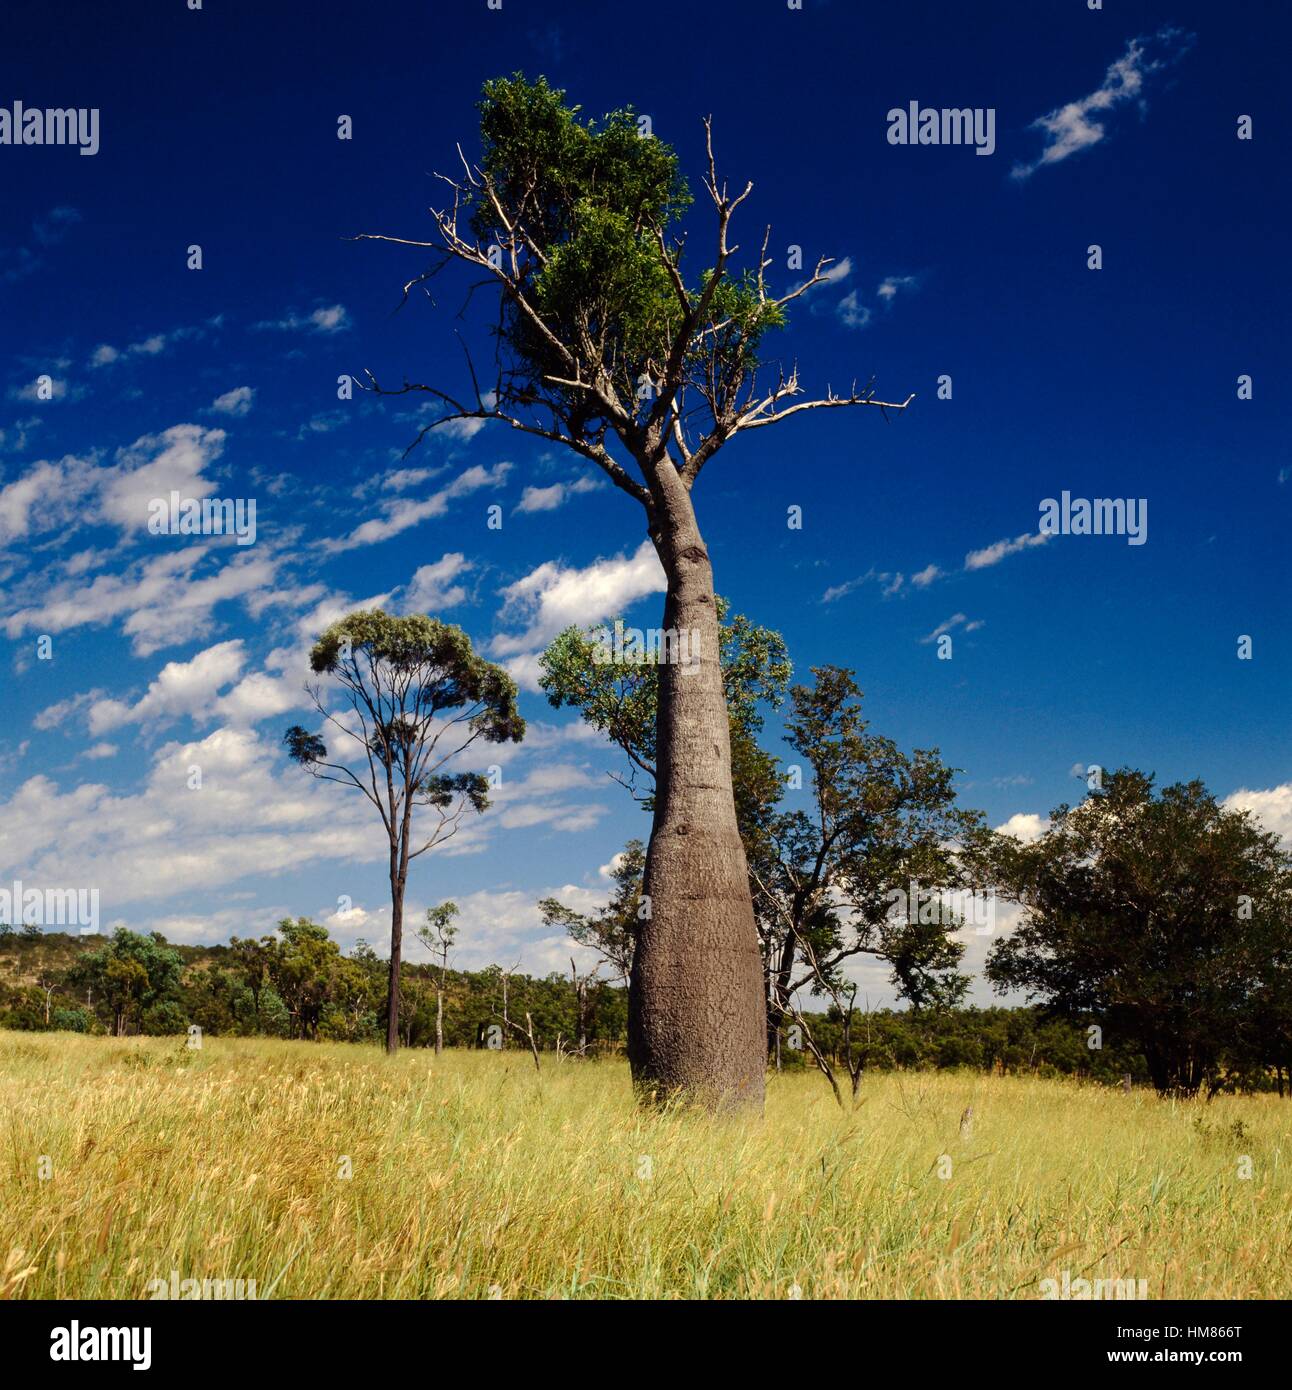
416 900 459 1055
985 770 1292 1097
749 667 984 1092
284 610 523 1053
539 839 646 988
355 76 911 1106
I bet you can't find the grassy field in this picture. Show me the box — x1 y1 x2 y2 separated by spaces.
1 1029 1288 1300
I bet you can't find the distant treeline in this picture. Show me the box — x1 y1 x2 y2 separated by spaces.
3 922 1284 1094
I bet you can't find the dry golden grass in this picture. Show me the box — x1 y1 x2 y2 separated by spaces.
1 1029 1288 1299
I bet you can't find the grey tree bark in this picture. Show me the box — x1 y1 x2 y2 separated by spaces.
628 468 766 1108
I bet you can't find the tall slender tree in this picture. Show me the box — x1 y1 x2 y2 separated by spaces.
355 76 911 1106
416 901 459 1056
284 610 523 1053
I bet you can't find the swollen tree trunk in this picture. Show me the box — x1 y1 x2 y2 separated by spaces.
629 474 767 1109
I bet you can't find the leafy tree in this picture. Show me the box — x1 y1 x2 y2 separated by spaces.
69 929 183 1036
355 75 911 1108
182 963 250 1038
284 609 523 1052
984 770 1292 1097
1242 905 1292 1096
321 951 382 1043
539 839 646 987
226 936 275 1031
415 902 459 1055
259 918 351 1041
751 667 985 1101
539 598 789 822
50 1007 92 1033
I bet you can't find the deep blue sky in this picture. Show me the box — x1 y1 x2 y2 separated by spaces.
1 0 1288 999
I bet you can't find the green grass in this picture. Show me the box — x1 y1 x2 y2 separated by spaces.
1 1030 1288 1299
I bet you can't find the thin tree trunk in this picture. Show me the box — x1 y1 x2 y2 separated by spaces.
387 860 404 1055
629 474 766 1109
435 985 444 1056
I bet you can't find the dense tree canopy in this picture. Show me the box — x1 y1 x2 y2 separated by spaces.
984 769 1292 1096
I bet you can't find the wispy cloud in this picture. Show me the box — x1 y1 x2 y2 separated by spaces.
9 375 79 402
919 612 984 644
401 552 472 612
833 271 920 330
255 304 350 334
89 321 211 369
964 531 1049 571
910 563 942 589
1012 27 1195 181
493 540 666 689
210 386 255 417
0 206 80 283
515 476 601 514
823 521 1049 610
877 274 917 301
836 290 871 330
822 566 904 603
323 461 511 552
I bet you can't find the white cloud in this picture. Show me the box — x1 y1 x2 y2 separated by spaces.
1224 783 1292 850
821 566 903 604
516 483 566 513
877 274 917 301
403 552 472 612
836 290 871 330
256 304 350 334
307 305 348 332
325 462 511 551
1013 27 1195 180
397 887 599 974
98 424 226 534
381 467 439 493
5 547 282 657
88 639 248 733
0 423 226 548
911 563 942 588
210 386 255 416
32 691 101 731
0 730 382 911
493 539 666 665
994 812 1049 844
88 331 182 368
432 416 486 442
500 651 547 693
0 454 97 544
515 476 601 514
964 530 1049 572
11 375 72 402
919 612 983 644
